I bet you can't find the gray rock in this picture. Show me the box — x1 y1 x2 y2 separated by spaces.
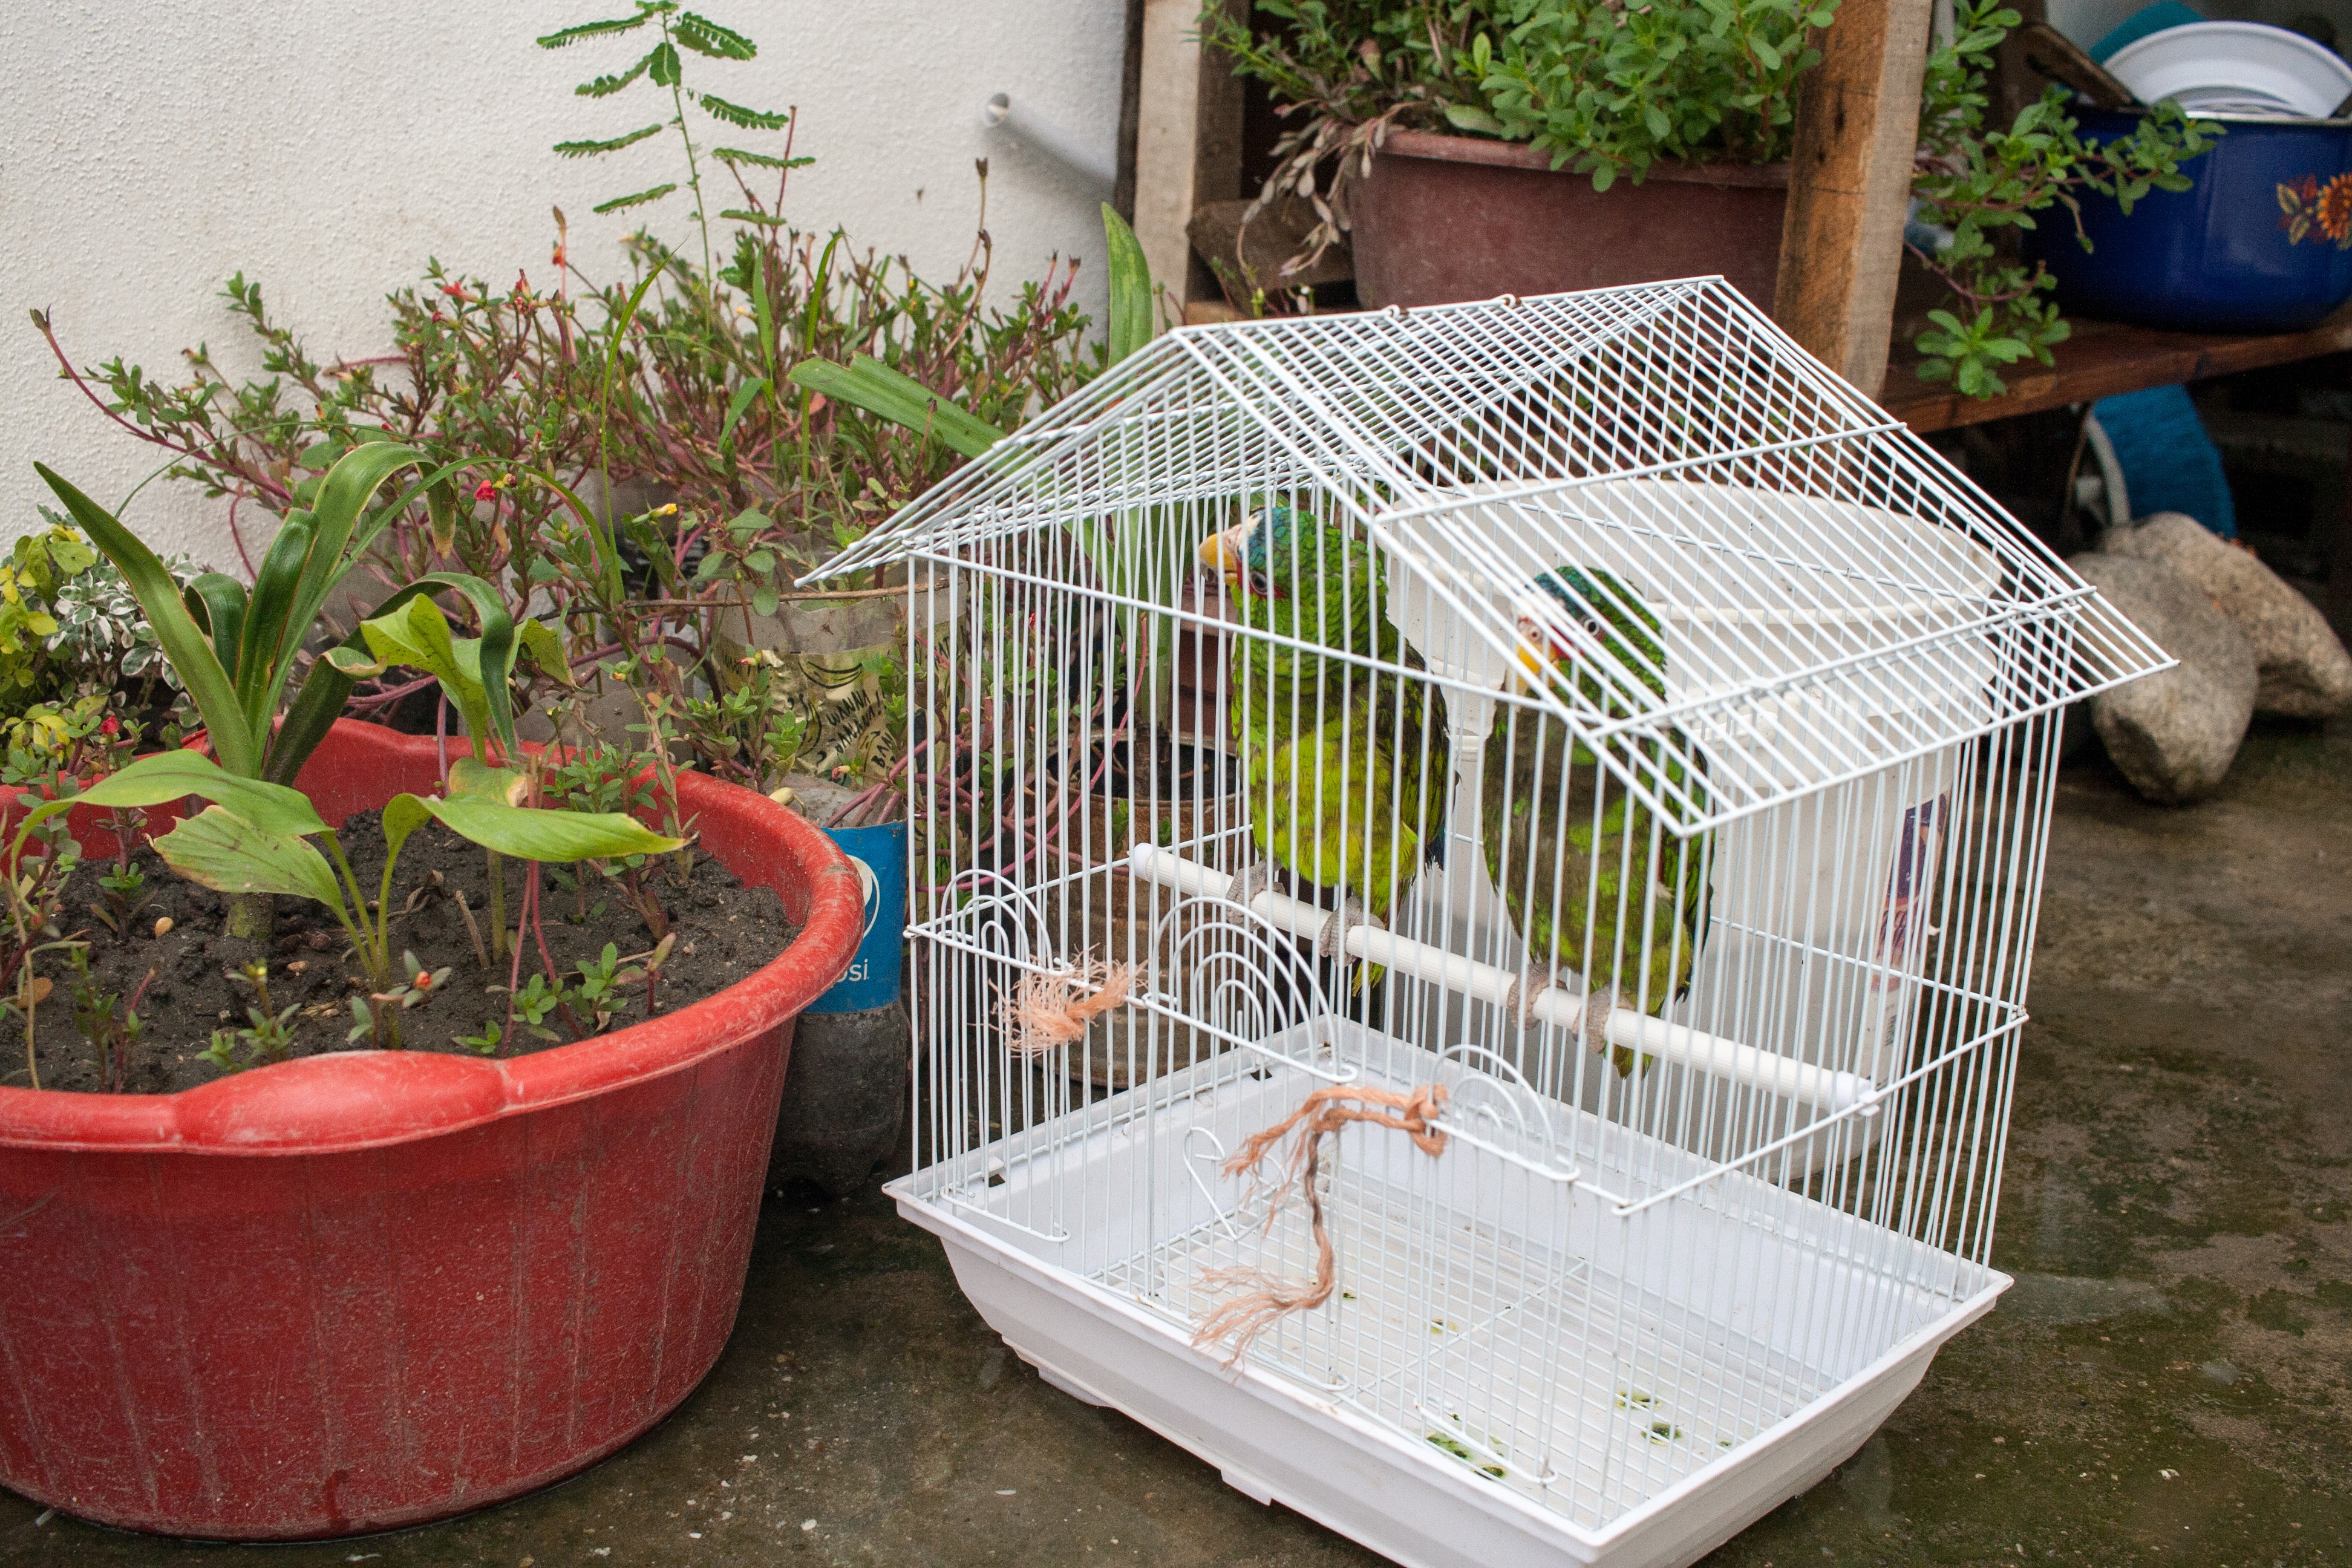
2103 512 2352 717
773 771 862 827
2069 552 2258 805
771 1001 909 1198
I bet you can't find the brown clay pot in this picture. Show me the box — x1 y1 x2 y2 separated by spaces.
1353 129 1789 313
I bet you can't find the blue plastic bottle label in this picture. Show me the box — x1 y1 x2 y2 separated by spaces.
808 822 907 1013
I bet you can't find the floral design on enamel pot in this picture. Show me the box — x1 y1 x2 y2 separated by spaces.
2277 173 2352 247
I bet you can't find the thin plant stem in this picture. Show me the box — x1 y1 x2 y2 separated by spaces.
503 874 529 1040
656 8 718 330
318 833 384 987
20 964 38 1093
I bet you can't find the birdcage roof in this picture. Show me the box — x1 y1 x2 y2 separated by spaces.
806 278 2169 834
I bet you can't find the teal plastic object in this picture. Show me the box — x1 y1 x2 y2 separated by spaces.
2089 2 2203 63
808 821 907 1011
2092 385 2238 539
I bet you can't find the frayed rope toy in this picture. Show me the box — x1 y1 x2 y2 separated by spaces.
1191 1082 1449 1365
1001 959 1134 1056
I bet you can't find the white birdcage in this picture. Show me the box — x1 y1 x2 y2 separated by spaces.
806 279 2166 1568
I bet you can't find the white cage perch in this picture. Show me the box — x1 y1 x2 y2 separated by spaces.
1126 843 1875 1116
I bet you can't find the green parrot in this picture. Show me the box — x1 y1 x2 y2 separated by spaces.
1197 506 1449 946
1483 568 1708 1074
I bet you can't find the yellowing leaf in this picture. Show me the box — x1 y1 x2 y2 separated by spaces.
414 794 684 863
447 759 526 804
152 805 344 907
10 750 328 864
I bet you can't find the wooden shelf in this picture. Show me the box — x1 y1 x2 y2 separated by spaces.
1882 310 2352 434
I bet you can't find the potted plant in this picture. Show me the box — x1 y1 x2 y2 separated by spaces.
0 448 863 1540
27 0 1119 1250
1906 0 2216 398
1201 0 1837 309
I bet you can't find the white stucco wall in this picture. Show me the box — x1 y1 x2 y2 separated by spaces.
0 1 1124 567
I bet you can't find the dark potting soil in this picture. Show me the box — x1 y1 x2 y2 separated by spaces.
13 815 800 1095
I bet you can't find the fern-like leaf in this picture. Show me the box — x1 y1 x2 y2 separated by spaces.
555 123 665 158
696 93 789 130
675 12 756 59
718 207 791 227
576 53 653 97
713 146 812 171
592 183 678 214
537 12 652 48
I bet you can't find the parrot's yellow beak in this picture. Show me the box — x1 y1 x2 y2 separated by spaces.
1197 524 1247 576
1509 616 1559 693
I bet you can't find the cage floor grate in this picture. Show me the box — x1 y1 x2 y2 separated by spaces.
1098 1162 1836 1530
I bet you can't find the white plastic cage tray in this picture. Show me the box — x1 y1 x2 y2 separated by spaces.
889 1025 2007 1568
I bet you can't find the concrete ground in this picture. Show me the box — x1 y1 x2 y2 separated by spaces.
1 721 2347 1567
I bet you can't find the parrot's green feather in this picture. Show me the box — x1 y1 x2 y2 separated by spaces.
1226 509 1449 958
1483 568 1709 1074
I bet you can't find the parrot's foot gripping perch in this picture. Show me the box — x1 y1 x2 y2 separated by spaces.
1580 984 1619 1059
1226 861 1280 907
1317 897 1383 961
1503 961 1569 1030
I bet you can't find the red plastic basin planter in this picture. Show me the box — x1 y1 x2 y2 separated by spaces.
0 721 861 1539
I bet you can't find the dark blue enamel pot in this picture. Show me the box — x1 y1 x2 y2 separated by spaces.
2025 111 2352 333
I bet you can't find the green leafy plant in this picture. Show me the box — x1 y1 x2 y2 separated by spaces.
505 971 572 1040
30 446 532 936
0 694 151 1089
1200 0 1837 275
7 750 681 1050
1909 1 2215 397
31 1 1122 877
67 943 149 1093
569 941 629 1031
1462 0 1832 186
0 523 95 716
204 960 299 1074
540 2 798 287
788 203 1159 448
333 590 571 956
677 647 807 795
0 519 184 729
348 950 455 1050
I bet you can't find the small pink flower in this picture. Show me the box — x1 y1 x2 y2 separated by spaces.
474 480 498 501
99 716 119 737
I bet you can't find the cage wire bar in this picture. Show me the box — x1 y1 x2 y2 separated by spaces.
809 279 2167 1564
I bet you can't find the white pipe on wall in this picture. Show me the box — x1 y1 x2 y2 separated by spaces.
983 91 1116 190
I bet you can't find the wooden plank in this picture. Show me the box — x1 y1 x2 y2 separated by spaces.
1132 0 1246 308
1112 0 1146 223
1772 0 1934 397
1884 314 2352 433
1186 197 1354 291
